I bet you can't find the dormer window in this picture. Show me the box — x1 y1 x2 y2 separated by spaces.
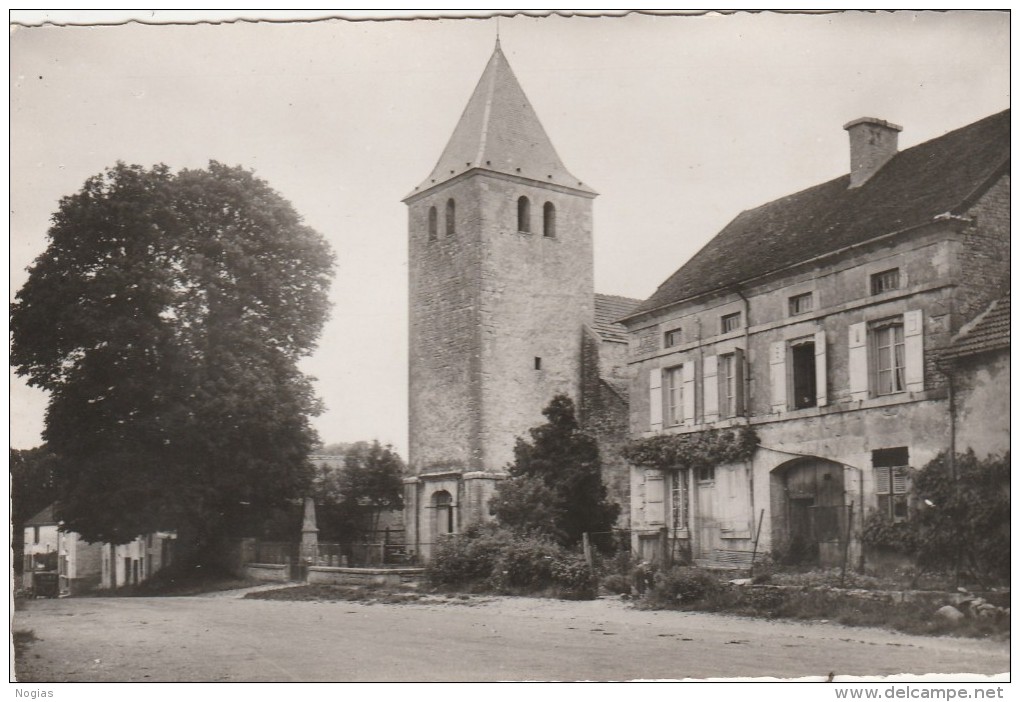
871 268 900 295
517 196 531 233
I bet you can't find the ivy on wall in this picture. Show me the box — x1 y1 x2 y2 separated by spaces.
621 427 758 471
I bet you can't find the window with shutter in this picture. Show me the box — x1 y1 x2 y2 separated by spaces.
646 470 665 525
670 469 690 532
649 368 663 431
873 447 910 522
718 350 745 418
664 365 684 426
703 355 719 422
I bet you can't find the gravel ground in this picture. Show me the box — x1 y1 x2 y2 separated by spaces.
12 591 1009 682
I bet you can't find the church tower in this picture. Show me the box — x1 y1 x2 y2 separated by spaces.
403 41 597 558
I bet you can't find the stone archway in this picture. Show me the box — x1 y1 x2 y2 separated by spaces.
431 490 455 539
771 457 847 566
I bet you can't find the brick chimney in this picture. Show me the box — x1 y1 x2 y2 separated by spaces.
843 117 902 188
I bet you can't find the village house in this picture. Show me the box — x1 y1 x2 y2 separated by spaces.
401 40 636 559
620 110 1009 568
22 503 176 594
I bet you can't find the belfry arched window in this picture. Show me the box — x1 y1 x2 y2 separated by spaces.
445 199 456 237
517 196 531 233
543 202 556 238
428 206 437 241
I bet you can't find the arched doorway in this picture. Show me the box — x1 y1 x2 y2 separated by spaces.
772 458 847 566
431 490 455 538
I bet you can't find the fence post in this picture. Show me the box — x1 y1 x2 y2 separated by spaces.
582 532 594 571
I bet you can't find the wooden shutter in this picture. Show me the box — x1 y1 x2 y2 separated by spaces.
770 341 787 413
814 330 828 407
649 367 663 431
848 322 869 401
903 310 924 393
733 348 746 416
645 470 664 525
703 355 719 423
682 362 696 425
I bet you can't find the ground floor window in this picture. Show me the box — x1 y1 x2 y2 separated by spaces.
670 469 689 532
873 447 909 521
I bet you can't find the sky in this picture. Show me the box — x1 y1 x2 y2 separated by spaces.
8 10 1011 458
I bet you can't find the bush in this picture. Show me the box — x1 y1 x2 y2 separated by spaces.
488 534 560 590
552 555 599 600
424 523 599 600
646 566 722 606
601 573 632 595
425 523 508 587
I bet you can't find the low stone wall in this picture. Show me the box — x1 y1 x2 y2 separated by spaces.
244 563 289 582
307 566 424 587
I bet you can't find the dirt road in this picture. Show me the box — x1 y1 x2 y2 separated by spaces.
12 590 1009 682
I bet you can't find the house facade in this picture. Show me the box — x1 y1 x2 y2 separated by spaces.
621 111 1009 568
100 532 176 589
402 41 636 559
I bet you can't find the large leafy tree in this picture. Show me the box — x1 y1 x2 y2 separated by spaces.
10 162 334 565
313 441 405 540
491 395 620 547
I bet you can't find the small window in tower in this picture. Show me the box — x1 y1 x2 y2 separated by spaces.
445 199 456 237
427 206 438 242
518 196 531 233
543 202 556 238
534 357 542 370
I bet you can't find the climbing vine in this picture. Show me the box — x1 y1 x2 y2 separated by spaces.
621 427 758 471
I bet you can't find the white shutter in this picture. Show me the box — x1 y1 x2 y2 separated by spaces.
848 322 869 401
703 355 719 423
874 466 890 494
770 341 787 413
903 309 924 393
645 470 664 525
682 362 696 425
814 330 828 407
649 367 663 431
891 467 909 495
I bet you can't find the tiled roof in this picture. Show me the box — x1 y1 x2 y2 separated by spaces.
945 294 1010 360
25 503 57 526
593 293 641 343
406 40 595 199
630 109 1010 318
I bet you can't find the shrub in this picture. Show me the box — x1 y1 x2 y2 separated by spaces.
425 523 508 587
646 566 722 607
488 533 560 590
601 573 632 595
552 555 598 600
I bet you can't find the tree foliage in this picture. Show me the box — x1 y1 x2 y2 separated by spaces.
312 441 405 541
10 162 334 560
861 450 1010 585
10 446 59 573
490 395 620 547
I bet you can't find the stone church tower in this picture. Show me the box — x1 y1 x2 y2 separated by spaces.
402 41 630 559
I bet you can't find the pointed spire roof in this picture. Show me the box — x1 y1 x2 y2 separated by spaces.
407 42 595 199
